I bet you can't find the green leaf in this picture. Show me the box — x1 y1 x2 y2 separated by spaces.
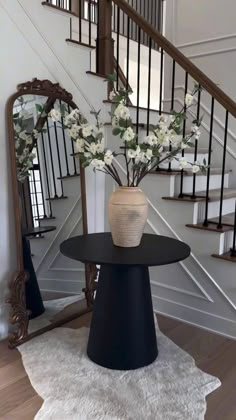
112 128 121 136
107 74 117 83
35 104 43 114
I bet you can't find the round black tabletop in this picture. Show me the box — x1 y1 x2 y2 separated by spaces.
60 233 190 267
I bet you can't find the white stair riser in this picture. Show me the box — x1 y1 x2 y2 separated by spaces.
198 197 236 222
175 173 229 194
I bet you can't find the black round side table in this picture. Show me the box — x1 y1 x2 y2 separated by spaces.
60 233 190 370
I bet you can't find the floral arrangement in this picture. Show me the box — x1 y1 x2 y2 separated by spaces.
48 78 205 186
14 79 206 186
13 97 41 182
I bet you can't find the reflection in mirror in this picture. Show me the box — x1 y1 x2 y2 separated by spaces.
13 93 89 336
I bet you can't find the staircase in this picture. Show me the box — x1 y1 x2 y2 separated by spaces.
12 0 236 338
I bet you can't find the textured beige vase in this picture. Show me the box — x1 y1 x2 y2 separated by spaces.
109 187 148 247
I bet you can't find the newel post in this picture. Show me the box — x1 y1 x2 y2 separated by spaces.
96 0 114 76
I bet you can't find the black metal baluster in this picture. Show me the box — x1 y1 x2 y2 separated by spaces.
41 131 53 217
203 97 215 226
31 168 40 225
88 0 92 45
22 186 29 227
158 0 163 33
46 118 57 197
159 48 164 114
54 122 64 196
217 110 229 229
116 7 120 90
96 0 100 72
168 59 176 172
191 87 201 198
130 0 134 40
154 0 157 31
122 3 125 37
70 17 72 39
126 17 130 94
136 26 141 136
113 3 116 33
60 102 70 176
79 0 82 42
178 72 188 198
230 201 236 257
36 142 46 218
68 105 77 174
146 37 152 136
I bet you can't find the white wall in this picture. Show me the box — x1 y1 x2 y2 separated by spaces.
0 3 57 338
165 0 236 100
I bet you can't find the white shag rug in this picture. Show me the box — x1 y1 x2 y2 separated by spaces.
28 295 84 333
19 325 221 420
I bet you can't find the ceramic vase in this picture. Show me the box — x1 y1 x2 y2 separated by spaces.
108 186 148 247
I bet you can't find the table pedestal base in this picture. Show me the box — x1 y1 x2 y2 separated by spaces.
87 264 158 370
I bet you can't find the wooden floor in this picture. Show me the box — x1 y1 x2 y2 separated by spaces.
0 314 236 420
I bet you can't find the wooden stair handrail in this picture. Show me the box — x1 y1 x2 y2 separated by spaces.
112 0 236 119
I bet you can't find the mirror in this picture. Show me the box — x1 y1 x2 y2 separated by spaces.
7 79 97 348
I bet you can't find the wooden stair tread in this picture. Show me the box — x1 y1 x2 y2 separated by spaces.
23 226 56 238
186 223 233 233
151 168 230 176
212 251 236 263
57 174 80 180
41 2 77 16
46 196 68 201
66 39 95 49
163 188 236 203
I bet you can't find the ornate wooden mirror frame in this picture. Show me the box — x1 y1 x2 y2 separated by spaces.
7 78 97 348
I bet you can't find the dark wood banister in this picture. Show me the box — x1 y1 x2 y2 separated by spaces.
112 0 236 119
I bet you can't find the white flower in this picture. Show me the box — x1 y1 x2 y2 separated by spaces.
135 152 148 164
114 104 130 120
104 150 113 166
185 93 194 107
88 142 98 154
123 127 135 142
109 90 116 101
155 129 170 146
14 124 21 133
144 134 157 146
84 152 92 159
179 159 188 169
181 142 190 149
82 125 93 137
112 116 119 128
75 138 84 153
70 109 80 121
191 125 201 139
127 149 137 159
25 136 33 145
32 129 40 139
192 164 200 173
68 124 80 139
91 159 105 170
96 139 105 153
19 130 28 141
15 139 21 149
146 149 153 160
50 109 61 122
